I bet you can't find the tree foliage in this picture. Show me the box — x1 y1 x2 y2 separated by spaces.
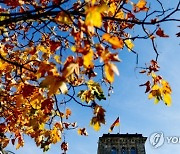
0 0 179 153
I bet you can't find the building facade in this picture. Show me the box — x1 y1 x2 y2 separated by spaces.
97 133 147 154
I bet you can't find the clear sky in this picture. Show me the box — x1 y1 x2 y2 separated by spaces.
6 0 180 154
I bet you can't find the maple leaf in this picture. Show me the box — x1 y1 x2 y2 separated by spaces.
40 75 68 96
104 62 119 83
16 135 24 149
139 81 151 93
77 90 95 103
61 142 68 152
134 0 149 12
50 127 61 144
83 49 94 68
124 39 134 51
102 34 124 49
41 98 54 114
156 27 169 37
85 4 108 28
77 128 88 136
55 11 73 25
62 62 79 78
65 108 72 119
0 137 9 148
90 105 106 131
115 10 124 19
30 93 43 109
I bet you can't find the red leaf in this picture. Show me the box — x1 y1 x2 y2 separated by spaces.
156 28 169 37
139 81 151 93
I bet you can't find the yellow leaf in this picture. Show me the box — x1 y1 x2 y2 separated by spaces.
115 10 124 19
50 127 61 144
102 34 124 49
30 93 43 109
148 92 153 99
164 93 171 106
77 128 88 136
85 9 102 27
136 0 147 9
85 4 108 28
0 60 9 71
54 55 61 63
134 0 149 12
55 11 73 24
40 75 68 96
62 63 79 78
154 97 160 104
83 49 94 68
71 46 76 52
93 122 101 131
36 45 50 53
108 2 117 16
124 39 134 51
104 63 119 83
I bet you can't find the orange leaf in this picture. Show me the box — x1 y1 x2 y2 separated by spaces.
134 0 149 12
102 34 124 49
104 63 119 83
65 108 72 119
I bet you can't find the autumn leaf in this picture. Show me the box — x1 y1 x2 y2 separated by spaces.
90 105 106 131
124 39 134 51
40 75 68 96
50 127 61 144
90 121 101 131
83 49 94 68
139 81 151 93
77 128 88 136
61 142 68 152
104 62 119 83
0 137 9 148
62 63 79 78
16 135 24 149
156 27 169 37
65 108 72 119
54 55 61 63
134 0 149 12
115 10 124 19
85 4 108 28
102 34 124 49
30 93 43 109
55 11 73 24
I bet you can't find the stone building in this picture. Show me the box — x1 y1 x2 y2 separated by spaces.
97 133 147 154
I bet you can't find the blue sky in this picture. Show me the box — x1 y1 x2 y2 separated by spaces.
5 0 180 154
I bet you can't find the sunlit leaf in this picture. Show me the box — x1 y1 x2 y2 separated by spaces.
124 39 134 51
104 63 119 83
55 11 73 24
85 4 108 28
102 34 124 49
83 49 94 68
77 128 88 136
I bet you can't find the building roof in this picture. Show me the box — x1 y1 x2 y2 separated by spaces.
100 133 147 138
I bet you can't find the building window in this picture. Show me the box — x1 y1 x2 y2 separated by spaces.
130 147 136 154
121 147 127 154
111 147 117 154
